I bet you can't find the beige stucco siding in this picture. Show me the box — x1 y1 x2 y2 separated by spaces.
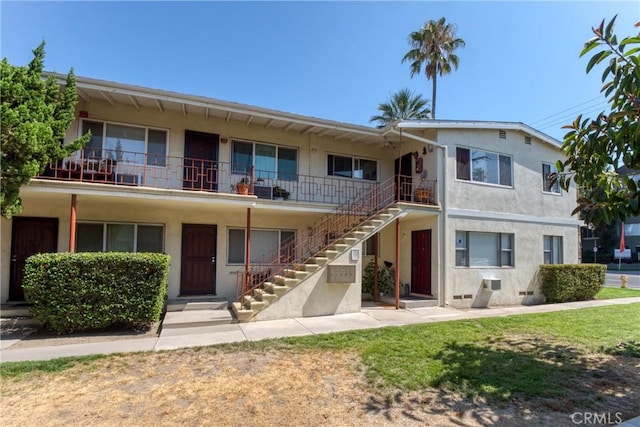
1 189 324 303
437 129 576 219
446 216 579 308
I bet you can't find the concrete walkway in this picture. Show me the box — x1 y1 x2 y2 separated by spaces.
1 297 638 363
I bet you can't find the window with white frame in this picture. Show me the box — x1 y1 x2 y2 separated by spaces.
82 120 167 166
76 222 164 253
227 228 296 264
456 147 512 187
543 235 563 264
455 231 514 267
327 154 377 181
231 139 298 181
542 163 561 194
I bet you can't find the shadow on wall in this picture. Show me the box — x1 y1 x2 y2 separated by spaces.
301 272 352 317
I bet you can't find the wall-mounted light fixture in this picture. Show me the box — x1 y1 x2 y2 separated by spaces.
221 137 229 144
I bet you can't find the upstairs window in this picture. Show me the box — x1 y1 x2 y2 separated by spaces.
231 140 297 181
81 120 167 166
542 163 561 194
456 147 512 187
327 154 377 181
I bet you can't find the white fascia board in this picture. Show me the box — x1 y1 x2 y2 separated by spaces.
396 120 562 150
50 72 381 139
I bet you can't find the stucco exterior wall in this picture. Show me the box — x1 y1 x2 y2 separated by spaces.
70 99 403 189
437 129 576 219
255 246 362 321
1 190 324 303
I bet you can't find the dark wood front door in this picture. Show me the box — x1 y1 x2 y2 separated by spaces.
394 153 413 202
411 229 432 295
181 224 217 295
10 217 59 301
183 130 219 191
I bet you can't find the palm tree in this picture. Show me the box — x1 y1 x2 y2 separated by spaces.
369 88 431 128
402 17 465 119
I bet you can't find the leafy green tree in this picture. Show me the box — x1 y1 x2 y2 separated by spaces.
369 88 431 128
557 17 640 225
1 42 89 219
402 17 465 119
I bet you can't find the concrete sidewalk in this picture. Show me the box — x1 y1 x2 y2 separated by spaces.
1 297 638 363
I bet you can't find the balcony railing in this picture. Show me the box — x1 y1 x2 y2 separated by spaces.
38 149 438 206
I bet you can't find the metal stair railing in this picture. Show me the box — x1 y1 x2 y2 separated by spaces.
235 174 400 305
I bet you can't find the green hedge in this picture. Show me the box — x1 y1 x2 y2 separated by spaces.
539 264 606 303
23 252 170 333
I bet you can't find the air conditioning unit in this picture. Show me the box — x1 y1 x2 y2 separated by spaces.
483 278 502 291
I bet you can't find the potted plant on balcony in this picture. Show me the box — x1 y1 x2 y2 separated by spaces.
272 186 290 201
235 177 250 195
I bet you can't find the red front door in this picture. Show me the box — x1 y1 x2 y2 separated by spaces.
10 217 59 301
181 224 217 295
411 229 432 295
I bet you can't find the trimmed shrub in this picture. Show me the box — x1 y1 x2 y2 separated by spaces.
23 252 170 333
539 264 606 303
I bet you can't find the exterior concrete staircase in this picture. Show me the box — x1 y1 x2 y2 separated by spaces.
231 205 404 322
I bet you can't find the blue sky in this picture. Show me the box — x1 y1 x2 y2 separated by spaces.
1 1 638 140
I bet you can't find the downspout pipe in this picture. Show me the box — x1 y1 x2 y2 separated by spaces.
440 146 448 308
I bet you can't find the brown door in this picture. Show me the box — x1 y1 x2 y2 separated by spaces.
181 224 217 295
394 153 413 202
183 130 219 191
411 229 432 295
10 217 59 301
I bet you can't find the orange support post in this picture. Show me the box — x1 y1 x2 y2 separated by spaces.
69 194 77 253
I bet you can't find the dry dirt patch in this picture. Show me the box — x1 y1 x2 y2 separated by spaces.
2 346 639 427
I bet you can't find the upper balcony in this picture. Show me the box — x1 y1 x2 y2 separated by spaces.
38 149 439 207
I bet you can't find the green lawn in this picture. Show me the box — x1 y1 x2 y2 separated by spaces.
595 287 640 300
2 304 639 403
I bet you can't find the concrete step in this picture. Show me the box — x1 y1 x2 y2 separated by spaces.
265 282 289 297
231 302 254 322
317 250 338 259
327 244 349 253
357 225 376 233
162 309 233 329
167 297 228 312
346 231 366 240
375 213 393 220
307 257 329 266
337 237 359 246
365 219 384 227
254 288 278 304
379 295 439 309
274 275 300 287
284 269 309 280
0 304 31 318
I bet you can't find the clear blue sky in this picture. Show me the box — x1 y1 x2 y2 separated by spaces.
2 1 638 140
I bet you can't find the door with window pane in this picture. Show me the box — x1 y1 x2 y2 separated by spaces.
181 224 217 295
183 131 219 191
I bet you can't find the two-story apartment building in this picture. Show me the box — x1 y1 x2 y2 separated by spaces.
0 74 581 321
